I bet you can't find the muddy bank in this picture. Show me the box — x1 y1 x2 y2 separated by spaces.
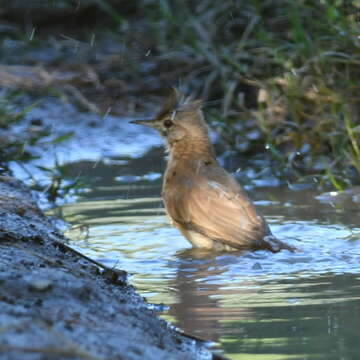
0 175 217 360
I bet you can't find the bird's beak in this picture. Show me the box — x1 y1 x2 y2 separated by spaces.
129 118 156 128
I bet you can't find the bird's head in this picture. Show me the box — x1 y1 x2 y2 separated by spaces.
131 88 210 147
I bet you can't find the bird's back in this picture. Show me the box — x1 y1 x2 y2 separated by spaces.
162 158 288 252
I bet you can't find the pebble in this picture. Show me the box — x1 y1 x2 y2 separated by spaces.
28 278 53 292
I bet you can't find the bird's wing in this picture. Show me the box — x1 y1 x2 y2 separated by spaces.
163 170 270 250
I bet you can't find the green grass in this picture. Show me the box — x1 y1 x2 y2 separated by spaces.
1 0 359 189
123 0 360 188
0 92 44 172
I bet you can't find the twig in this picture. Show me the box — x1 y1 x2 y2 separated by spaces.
62 84 100 114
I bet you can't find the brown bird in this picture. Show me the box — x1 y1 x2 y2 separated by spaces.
131 88 294 253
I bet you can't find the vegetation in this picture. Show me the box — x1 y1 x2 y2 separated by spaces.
130 0 360 188
0 92 43 170
0 91 83 203
1 0 359 190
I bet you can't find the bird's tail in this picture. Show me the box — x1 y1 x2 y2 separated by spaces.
261 235 297 253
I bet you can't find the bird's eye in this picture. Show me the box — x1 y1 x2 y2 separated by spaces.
164 119 173 128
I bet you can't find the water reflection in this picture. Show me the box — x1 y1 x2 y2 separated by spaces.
53 154 360 360
167 250 360 359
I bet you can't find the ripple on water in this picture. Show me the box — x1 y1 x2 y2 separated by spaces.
55 159 360 360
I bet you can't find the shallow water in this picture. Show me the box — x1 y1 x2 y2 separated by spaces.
50 148 360 360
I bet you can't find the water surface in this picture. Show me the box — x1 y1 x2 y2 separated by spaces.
53 151 360 360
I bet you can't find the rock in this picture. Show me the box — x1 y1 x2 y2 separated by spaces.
252 262 262 270
315 186 360 208
27 278 53 292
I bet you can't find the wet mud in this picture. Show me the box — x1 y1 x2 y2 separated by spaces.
0 175 216 360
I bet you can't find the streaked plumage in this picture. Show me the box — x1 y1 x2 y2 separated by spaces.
131 88 294 253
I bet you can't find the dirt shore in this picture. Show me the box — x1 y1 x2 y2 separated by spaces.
0 175 217 360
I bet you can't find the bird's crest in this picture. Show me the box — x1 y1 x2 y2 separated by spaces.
157 88 202 120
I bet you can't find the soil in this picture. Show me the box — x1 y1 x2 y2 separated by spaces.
0 175 218 360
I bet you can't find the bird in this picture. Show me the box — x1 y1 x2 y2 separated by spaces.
131 88 294 253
